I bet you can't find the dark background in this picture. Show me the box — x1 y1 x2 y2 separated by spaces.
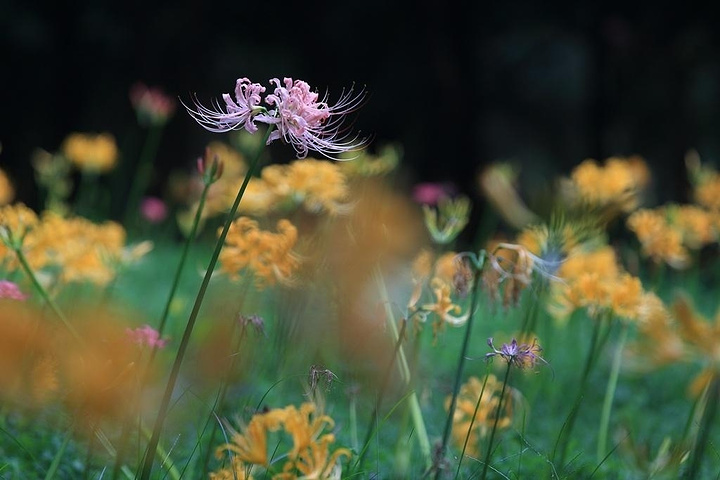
3 1 720 211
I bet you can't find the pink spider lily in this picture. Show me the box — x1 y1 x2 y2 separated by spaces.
183 77 266 134
258 77 367 159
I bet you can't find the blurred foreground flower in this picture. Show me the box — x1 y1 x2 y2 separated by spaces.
0 280 28 300
62 132 118 174
126 325 167 349
479 163 539 229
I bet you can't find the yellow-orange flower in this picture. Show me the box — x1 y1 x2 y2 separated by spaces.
444 375 516 457
62 132 118 173
0 167 14 206
568 156 649 212
219 217 301 287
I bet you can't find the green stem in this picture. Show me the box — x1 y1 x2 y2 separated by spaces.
354 316 409 470
455 369 491 480
596 323 628 462
551 316 605 469
373 267 431 469
138 126 273 480
435 257 484 480
44 426 73 480
14 246 82 343
155 179 210 341
481 362 512 480
141 424 181 480
124 125 164 225
684 375 720 480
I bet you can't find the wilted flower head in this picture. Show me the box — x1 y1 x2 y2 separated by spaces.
0 280 28 301
422 195 472 245
185 77 266 134
486 337 546 370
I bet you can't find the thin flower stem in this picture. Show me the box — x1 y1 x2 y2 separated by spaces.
14 246 82 343
551 315 605 469
44 425 73 480
684 375 720 480
154 178 211 341
354 316 409 470
372 267 431 469
596 322 628 462
200 323 249 477
124 124 164 226
138 125 274 480
455 368 491 480
435 255 485 480
481 362 512 480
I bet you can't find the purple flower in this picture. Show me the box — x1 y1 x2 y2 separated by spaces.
486 337 546 370
0 280 28 301
259 77 366 159
184 78 266 134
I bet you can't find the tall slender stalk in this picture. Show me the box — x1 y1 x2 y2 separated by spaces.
481 362 512 480
372 268 431 469
138 126 274 479
124 125 164 226
551 315 607 469
435 255 485 480
455 368 490 480
684 374 720 479
14 246 82 343
596 322 628 462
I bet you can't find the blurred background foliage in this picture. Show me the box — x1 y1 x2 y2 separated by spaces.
3 1 720 213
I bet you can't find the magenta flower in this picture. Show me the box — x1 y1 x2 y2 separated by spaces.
140 197 168 223
486 337 546 370
412 182 454 206
130 83 176 126
184 77 266 134
259 77 366 159
126 325 168 349
0 280 28 301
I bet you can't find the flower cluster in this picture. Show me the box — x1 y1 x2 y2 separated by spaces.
627 205 718 269
61 132 119 174
219 217 301 287
627 295 720 396
210 402 351 479
0 303 158 421
444 375 517 457
179 146 351 230
564 155 650 212
1 204 149 287
185 77 366 159
126 324 167 349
